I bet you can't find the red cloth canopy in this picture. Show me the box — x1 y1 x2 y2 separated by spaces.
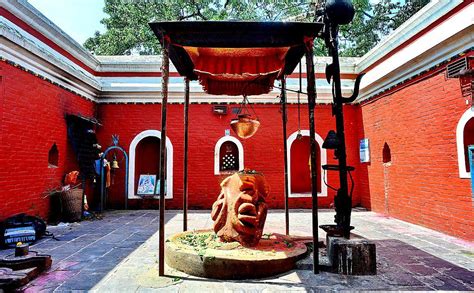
185 47 288 95
149 21 322 96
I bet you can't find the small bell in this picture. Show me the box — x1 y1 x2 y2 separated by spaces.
322 130 340 149
296 129 303 140
111 155 119 169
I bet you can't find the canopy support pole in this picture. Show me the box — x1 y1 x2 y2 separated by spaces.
281 78 290 236
158 37 170 277
183 78 190 232
305 43 319 274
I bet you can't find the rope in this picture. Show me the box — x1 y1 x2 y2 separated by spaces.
297 61 302 135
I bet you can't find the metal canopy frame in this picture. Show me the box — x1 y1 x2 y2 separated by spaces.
149 21 323 81
150 20 325 276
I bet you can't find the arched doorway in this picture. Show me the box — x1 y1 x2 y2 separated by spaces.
456 108 474 178
135 136 161 194
462 118 474 173
287 130 327 197
382 142 392 215
128 130 173 198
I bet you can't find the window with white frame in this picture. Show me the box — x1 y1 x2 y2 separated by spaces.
214 136 244 175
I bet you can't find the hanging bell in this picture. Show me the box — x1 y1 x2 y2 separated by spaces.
296 130 303 140
322 130 340 149
111 156 120 169
230 114 260 139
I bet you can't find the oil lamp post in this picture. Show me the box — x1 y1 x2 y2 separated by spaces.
320 0 365 238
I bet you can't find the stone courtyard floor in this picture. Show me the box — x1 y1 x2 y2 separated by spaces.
1 209 473 292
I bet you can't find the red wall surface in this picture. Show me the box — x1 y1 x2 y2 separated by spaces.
360 72 474 240
1 59 472 241
0 62 96 221
97 103 365 210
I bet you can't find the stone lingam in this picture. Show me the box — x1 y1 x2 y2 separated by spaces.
211 170 269 246
165 170 308 279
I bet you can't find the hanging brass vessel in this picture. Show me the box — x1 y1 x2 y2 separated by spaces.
230 114 260 139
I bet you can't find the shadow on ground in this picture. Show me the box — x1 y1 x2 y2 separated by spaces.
0 210 167 291
1 210 473 291
288 240 474 291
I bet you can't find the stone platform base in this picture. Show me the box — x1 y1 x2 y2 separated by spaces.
165 230 308 279
0 251 52 290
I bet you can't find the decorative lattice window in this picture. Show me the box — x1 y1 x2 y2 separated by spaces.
214 136 244 175
219 141 239 172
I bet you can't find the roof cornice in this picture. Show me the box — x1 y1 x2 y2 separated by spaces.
356 0 464 73
1 0 100 70
0 0 471 105
357 1 474 102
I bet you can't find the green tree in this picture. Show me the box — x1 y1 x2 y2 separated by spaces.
84 0 312 55
84 0 429 57
339 0 430 56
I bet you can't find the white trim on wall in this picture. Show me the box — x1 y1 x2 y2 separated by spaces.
0 17 99 100
128 130 173 199
287 130 328 197
358 3 474 101
356 0 463 72
456 107 474 179
214 135 244 175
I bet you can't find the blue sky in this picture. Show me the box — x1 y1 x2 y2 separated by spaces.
28 0 106 45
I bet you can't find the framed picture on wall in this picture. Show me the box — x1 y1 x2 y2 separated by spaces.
137 174 156 195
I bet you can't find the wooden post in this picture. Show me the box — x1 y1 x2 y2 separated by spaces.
158 37 170 276
281 78 290 236
183 78 190 232
305 44 319 274
329 238 377 275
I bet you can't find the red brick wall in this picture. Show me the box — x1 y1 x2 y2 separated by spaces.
0 61 365 220
0 62 96 221
360 72 474 240
2 58 472 241
97 103 364 210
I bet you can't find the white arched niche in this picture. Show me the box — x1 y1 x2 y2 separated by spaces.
287 130 328 197
128 130 173 199
214 135 244 175
456 107 474 178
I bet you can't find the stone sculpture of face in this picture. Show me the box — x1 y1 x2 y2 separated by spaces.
211 172 269 246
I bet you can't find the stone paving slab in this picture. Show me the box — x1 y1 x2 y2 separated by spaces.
93 210 473 292
0 210 165 292
0 209 472 292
